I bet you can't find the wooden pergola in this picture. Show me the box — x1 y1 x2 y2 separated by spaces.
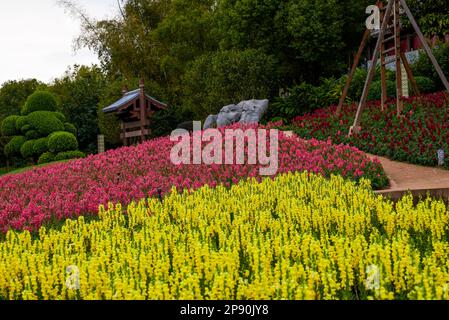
102 79 167 146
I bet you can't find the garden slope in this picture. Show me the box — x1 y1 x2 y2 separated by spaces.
0 125 386 232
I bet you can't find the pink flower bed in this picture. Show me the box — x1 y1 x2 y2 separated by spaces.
0 125 386 232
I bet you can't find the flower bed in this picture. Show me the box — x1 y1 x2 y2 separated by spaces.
291 92 449 168
0 172 448 300
0 125 387 232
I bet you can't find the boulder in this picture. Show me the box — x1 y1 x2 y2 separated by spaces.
239 99 269 124
217 104 243 128
204 115 218 129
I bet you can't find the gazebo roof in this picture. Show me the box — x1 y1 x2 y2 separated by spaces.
102 89 167 114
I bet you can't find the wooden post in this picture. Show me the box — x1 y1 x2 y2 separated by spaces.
350 0 395 136
139 78 146 143
400 0 449 93
380 1 388 112
336 29 370 116
394 0 404 116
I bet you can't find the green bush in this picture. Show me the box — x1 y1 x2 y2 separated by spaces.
38 152 55 165
20 140 35 159
64 123 77 135
26 111 65 136
21 91 58 115
367 80 396 101
33 138 48 156
15 116 28 131
54 112 66 123
25 130 40 140
415 76 436 94
21 124 31 134
412 43 449 91
4 136 26 156
47 131 78 153
54 150 86 161
1 115 19 137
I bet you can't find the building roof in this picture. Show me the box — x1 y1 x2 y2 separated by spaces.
102 89 167 113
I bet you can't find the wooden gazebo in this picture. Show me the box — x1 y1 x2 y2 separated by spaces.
102 79 167 145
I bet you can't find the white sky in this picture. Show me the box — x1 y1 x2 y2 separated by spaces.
0 0 118 85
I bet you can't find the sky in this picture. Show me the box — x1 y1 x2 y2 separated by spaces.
0 0 118 85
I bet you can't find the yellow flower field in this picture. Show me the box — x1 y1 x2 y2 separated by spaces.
0 172 449 300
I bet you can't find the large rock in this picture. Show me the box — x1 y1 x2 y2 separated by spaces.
204 115 218 129
212 99 269 128
239 99 269 124
217 104 243 128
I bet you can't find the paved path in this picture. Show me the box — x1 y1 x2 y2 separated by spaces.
283 131 449 199
367 154 449 191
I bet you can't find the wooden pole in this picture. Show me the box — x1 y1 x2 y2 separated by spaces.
350 0 395 136
400 0 449 93
394 0 404 115
336 29 370 116
379 1 388 112
139 78 146 143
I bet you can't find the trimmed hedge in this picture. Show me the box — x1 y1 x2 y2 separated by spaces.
54 150 86 161
15 116 28 131
25 130 40 140
21 124 31 134
415 76 436 94
33 138 48 156
4 136 26 156
54 112 66 123
47 131 78 153
38 152 55 165
1 116 19 137
64 123 77 135
20 140 35 159
22 91 58 115
26 111 65 137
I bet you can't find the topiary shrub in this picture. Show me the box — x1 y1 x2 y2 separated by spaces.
25 130 40 140
26 111 65 137
64 123 77 135
414 76 436 94
4 136 26 156
47 131 78 153
54 112 66 123
20 140 35 159
21 124 31 134
15 116 28 131
33 138 48 156
38 152 55 165
21 91 58 115
54 150 86 161
1 116 19 137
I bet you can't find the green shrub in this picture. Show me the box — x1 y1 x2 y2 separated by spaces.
33 138 48 156
1 116 19 137
26 111 65 136
415 76 436 94
64 123 77 135
21 124 31 134
54 112 66 123
20 140 35 159
47 131 78 153
4 136 26 156
25 130 40 140
412 43 449 91
54 150 86 161
22 91 58 115
38 152 55 165
367 80 396 101
15 116 28 131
